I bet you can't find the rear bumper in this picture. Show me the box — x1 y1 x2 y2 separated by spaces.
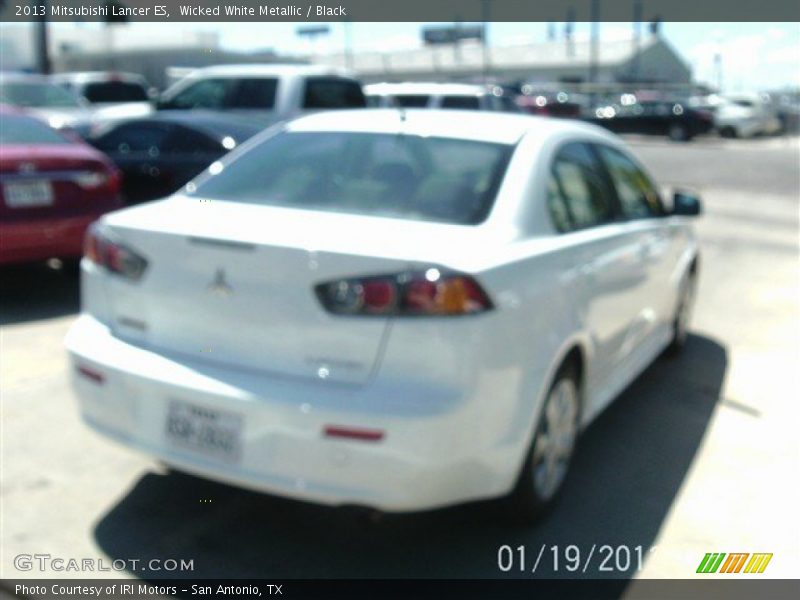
65 314 524 511
0 214 97 265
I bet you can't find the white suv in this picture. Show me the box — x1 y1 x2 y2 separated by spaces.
157 64 366 119
365 82 520 113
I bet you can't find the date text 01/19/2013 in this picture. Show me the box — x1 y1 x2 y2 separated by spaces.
498 545 653 574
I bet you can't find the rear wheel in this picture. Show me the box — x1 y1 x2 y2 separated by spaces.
668 122 691 142
504 362 580 523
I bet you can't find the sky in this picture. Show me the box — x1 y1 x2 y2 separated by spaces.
4 21 800 90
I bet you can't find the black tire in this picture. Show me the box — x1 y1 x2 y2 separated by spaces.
719 126 738 139
666 270 698 356
503 361 580 524
668 122 691 142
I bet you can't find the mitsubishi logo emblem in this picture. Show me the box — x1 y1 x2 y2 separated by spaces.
208 268 233 297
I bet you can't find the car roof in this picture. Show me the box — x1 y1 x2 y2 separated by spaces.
365 82 488 97
183 64 353 79
286 109 616 145
108 110 264 143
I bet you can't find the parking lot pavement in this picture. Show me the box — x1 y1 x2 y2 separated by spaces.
1 137 798 581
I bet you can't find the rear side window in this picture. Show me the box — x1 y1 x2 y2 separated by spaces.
302 78 366 109
441 95 481 110
393 95 430 108
0 82 81 108
229 78 278 109
83 82 148 103
163 127 222 155
0 114 70 145
595 146 663 219
94 123 171 155
547 143 615 231
191 131 512 225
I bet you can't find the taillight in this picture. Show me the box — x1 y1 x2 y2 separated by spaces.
76 165 121 195
75 171 109 189
84 224 147 281
316 269 493 317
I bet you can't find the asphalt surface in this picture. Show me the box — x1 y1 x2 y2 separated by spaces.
1 134 798 583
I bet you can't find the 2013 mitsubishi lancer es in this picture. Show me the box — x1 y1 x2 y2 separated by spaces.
65 109 701 520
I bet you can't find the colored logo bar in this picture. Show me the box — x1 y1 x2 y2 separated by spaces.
697 553 773 574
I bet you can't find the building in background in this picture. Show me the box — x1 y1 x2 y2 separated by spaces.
312 35 691 86
0 25 305 89
1 24 691 90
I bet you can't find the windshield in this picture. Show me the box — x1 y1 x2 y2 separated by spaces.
191 131 512 225
0 82 83 108
0 114 71 145
83 81 149 103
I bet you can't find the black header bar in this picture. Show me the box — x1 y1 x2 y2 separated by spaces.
2 0 800 23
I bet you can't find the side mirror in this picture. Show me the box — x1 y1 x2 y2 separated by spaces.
672 191 702 216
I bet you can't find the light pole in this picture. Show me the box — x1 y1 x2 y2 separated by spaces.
589 0 600 104
632 0 642 83
589 0 600 87
35 0 51 74
481 0 491 84
343 21 353 71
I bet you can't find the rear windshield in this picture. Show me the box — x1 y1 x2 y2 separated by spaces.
191 131 512 225
393 95 430 108
0 114 70 145
441 95 481 110
83 81 148 103
0 82 82 108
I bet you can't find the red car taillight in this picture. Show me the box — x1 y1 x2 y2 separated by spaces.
84 224 147 281
76 165 121 196
316 269 493 317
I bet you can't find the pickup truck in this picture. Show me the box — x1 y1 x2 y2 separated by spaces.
156 64 366 121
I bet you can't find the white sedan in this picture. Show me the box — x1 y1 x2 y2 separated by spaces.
65 110 701 520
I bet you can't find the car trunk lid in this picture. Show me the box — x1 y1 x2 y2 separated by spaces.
99 197 496 385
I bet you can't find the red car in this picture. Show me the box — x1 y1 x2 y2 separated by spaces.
0 105 122 266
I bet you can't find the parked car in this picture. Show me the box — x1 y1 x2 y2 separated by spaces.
585 100 715 141
0 105 122 266
52 71 155 122
0 73 93 131
517 91 587 118
365 82 521 112
156 64 366 121
714 93 783 138
88 111 261 204
66 110 701 521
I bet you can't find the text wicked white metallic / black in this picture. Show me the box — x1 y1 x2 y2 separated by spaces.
65 110 700 518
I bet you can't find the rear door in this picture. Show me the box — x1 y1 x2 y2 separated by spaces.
594 144 676 338
545 142 650 402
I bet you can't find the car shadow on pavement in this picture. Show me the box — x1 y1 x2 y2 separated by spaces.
0 263 80 326
93 334 727 582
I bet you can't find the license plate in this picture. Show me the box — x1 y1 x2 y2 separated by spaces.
3 180 54 208
165 400 243 463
